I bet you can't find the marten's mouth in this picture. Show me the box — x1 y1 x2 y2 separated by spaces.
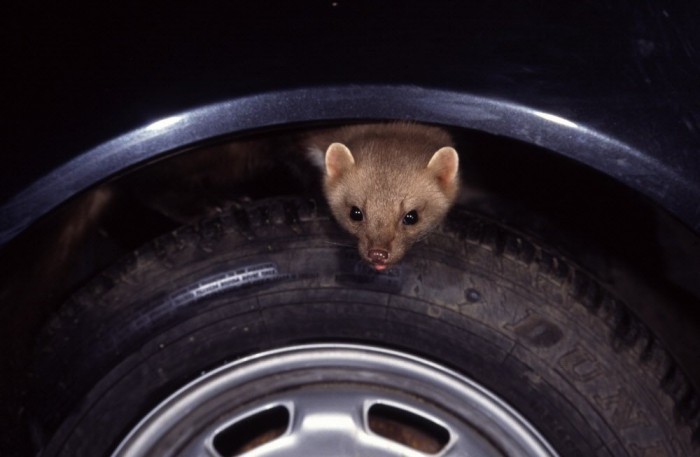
368 258 396 271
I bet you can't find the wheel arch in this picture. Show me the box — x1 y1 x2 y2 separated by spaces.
1 84 699 248
1 84 699 325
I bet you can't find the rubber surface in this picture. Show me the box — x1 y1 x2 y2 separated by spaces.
30 197 699 456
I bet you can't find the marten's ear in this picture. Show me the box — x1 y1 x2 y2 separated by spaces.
427 147 459 185
325 143 355 179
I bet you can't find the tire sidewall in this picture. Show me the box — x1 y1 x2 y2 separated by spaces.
32 200 692 456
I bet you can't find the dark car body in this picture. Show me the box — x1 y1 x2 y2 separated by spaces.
3 1 700 238
1 2 699 455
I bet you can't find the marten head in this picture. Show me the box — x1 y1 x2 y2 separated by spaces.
320 134 459 271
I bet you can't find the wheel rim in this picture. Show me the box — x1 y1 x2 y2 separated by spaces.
112 344 557 456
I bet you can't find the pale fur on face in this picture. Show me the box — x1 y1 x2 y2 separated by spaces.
309 123 459 270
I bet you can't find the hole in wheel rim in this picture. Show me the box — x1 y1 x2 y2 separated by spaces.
368 403 450 454
212 405 290 456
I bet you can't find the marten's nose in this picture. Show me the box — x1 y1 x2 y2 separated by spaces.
368 248 390 268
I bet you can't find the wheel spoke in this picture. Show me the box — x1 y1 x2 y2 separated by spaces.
269 391 412 456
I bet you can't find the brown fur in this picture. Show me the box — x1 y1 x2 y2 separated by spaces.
306 122 460 270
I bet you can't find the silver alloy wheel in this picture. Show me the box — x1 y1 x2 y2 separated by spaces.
113 344 557 457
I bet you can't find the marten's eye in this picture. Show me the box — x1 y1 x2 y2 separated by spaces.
403 210 419 225
350 206 364 222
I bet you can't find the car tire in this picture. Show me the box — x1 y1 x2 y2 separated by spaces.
29 197 698 456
